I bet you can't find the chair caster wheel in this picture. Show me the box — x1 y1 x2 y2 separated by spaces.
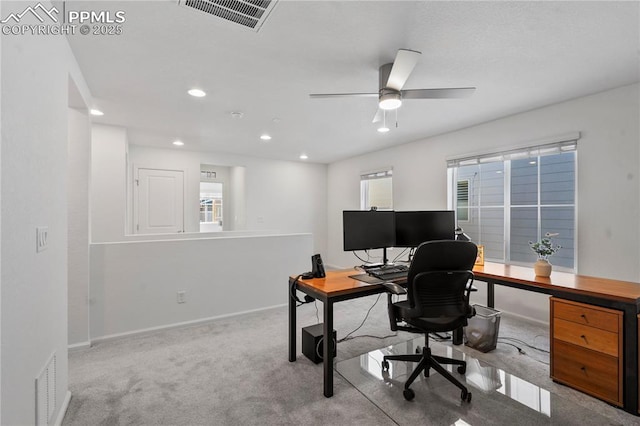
457 365 466 374
461 390 472 402
382 360 389 371
403 388 415 401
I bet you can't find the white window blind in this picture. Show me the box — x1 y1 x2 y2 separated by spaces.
447 134 578 168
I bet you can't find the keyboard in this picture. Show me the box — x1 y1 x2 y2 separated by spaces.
370 270 408 281
368 264 409 281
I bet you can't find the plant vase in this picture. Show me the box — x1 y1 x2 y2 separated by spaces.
534 259 552 277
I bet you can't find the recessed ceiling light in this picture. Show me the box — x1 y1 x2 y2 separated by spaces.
299 153 308 160
90 109 104 116
230 111 244 119
260 134 272 141
188 88 206 98
377 126 390 133
173 140 184 146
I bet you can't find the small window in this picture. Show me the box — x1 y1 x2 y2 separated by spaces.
360 170 393 210
200 182 223 231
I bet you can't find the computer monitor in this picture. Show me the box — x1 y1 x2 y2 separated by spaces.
394 210 455 248
343 210 396 252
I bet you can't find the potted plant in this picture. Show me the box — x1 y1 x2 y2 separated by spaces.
529 233 561 277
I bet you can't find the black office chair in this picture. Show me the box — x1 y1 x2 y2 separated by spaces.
381 240 477 402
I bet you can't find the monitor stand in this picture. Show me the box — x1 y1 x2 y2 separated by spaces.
380 248 395 269
360 248 396 270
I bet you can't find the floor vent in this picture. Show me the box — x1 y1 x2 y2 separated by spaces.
178 0 278 32
35 352 56 426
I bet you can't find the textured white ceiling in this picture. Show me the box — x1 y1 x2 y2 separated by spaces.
67 1 640 163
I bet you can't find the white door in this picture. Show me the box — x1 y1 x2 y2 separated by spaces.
135 168 184 234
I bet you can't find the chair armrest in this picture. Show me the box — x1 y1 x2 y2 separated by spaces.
382 282 407 295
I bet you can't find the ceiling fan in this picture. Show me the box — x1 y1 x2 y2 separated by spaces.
309 49 476 125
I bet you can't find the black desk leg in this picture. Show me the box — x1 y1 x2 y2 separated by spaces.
288 279 296 362
323 300 334 397
623 304 639 413
487 281 495 308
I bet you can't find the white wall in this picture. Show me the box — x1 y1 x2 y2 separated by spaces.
1 2 4 417
89 233 311 340
0 10 92 421
81 137 328 342
327 84 640 322
230 166 246 230
91 125 128 242
127 145 329 253
68 108 92 346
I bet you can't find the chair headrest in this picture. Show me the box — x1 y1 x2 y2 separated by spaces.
408 240 477 278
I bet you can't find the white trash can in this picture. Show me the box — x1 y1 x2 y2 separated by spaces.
464 304 501 352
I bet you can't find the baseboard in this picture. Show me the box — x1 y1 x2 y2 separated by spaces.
54 391 71 426
90 303 287 345
499 309 550 326
68 341 91 351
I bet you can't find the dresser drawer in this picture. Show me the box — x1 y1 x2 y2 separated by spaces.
552 340 621 406
553 318 619 357
552 298 620 333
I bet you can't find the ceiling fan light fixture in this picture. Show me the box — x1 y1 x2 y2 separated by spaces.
377 126 390 133
379 92 402 110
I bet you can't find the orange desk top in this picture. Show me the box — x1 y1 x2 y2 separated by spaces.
473 262 640 303
293 263 640 304
292 269 382 299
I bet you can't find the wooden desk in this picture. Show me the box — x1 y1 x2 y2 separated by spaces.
473 262 640 414
289 264 640 415
288 270 386 397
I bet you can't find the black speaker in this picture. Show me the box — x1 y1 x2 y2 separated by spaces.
302 323 336 364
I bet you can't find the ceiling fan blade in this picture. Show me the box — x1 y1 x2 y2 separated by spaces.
401 87 476 99
309 93 377 99
385 49 421 91
372 108 383 123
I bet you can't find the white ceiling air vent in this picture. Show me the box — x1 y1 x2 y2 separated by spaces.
178 0 278 32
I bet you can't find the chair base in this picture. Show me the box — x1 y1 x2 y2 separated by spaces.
382 346 472 403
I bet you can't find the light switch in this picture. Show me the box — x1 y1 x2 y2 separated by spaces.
36 226 48 252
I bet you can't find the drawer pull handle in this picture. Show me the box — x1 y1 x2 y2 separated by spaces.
580 335 588 344
580 314 589 323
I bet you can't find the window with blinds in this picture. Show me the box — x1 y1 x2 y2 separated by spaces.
448 136 577 270
360 169 393 210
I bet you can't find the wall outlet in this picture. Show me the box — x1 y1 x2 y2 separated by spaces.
36 226 48 253
177 291 186 304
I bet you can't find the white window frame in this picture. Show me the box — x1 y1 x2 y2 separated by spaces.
360 169 393 210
